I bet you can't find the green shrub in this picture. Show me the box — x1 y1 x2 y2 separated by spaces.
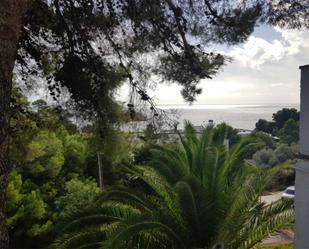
253 148 278 168
55 178 100 218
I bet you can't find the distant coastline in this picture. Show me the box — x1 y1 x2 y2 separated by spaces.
158 103 300 110
160 104 300 130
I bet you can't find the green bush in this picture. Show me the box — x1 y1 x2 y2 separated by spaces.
253 148 278 168
253 144 297 168
6 170 52 237
279 119 299 145
55 178 100 218
274 144 297 163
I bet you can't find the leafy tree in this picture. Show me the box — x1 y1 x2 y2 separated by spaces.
255 109 300 145
272 108 299 130
1 1 306 246
252 144 297 168
252 148 279 168
53 123 293 249
267 0 309 29
85 128 136 186
274 144 298 163
55 178 100 219
60 132 88 176
217 122 241 147
9 87 39 163
6 170 53 247
24 130 64 180
278 119 299 145
251 131 276 149
9 88 137 248
6 92 99 247
31 100 78 134
255 119 276 134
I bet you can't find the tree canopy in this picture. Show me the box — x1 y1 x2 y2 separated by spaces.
255 108 299 144
1 0 308 247
6 89 131 248
17 0 308 111
52 123 293 249
273 108 299 130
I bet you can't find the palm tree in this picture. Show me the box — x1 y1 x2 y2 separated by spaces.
52 122 293 249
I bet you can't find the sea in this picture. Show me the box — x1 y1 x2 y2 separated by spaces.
159 104 300 131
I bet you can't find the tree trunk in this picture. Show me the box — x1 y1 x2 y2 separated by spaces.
97 153 104 191
0 1 28 248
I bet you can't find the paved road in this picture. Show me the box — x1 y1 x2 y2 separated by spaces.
260 229 294 247
261 192 283 205
259 192 294 247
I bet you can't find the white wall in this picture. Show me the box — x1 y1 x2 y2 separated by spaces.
295 64 309 249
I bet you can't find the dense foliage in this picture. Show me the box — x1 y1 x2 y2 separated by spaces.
252 109 299 191
52 123 293 249
252 144 297 169
1 1 307 247
6 96 298 247
6 89 135 248
255 108 299 144
10 0 309 128
18 0 306 106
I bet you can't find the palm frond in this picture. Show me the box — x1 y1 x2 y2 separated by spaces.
175 179 201 241
103 218 186 249
54 122 293 249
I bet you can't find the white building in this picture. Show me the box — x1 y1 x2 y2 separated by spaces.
295 64 309 249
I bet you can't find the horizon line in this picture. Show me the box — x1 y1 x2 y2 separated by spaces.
157 103 300 106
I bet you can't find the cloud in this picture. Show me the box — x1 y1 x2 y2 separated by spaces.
278 27 309 54
117 26 308 105
228 37 285 68
227 28 309 69
190 26 309 104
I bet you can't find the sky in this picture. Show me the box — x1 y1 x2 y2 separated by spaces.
117 25 309 105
